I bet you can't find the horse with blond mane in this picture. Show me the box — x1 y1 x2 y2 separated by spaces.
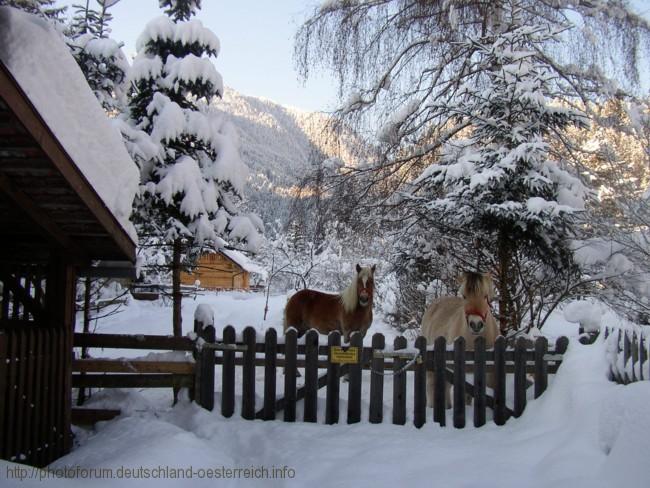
284 264 376 342
421 271 499 409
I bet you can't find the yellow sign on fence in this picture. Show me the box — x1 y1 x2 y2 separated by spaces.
330 346 359 364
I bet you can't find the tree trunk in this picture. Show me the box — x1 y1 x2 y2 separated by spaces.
497 231 516 336
172 238 182 337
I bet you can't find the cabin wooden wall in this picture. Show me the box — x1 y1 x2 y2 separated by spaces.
0 260 75 466
180 253 250 290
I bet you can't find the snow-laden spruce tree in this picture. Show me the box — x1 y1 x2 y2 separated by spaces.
67 0 129 113
0 0 64 19
127 0 262 336
406 8 590 331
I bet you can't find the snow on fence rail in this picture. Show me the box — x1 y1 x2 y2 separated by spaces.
605 326 650 384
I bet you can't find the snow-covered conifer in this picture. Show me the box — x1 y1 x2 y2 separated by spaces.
127 0 262 335
67 1 129 113
407 7 590 330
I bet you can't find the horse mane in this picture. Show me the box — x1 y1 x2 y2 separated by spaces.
460 272 494 299
339 271 359 314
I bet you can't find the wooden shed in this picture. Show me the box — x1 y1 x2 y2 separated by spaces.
180 249 266 290
0 7 137 467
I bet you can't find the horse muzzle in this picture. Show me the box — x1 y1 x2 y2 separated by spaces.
468 318 485 335
358 292 370 307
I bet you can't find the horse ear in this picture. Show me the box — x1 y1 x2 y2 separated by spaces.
371 264 376 274
356 263 361 273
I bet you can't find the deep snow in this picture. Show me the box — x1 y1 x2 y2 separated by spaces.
1 291 648 487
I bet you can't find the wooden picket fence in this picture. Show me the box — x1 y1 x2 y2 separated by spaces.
605 326 649 384
198 324 568 429
71 318 568 429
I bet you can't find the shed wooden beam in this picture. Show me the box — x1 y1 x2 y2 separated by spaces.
0 172 87 262
0 63 135 263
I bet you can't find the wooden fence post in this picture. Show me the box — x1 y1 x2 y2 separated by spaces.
493 336 507 426
283 328 297 422
513 336 527 418
347 332 363 424
534 336 548 399
433 336 446 426
262 328 277 420
326 331 341 425
221 326 236 418
453 336 465 429
392 336 407 426
193 306 215 411
304 330 319 423
473 336 486 428
413 336 427 429
369 333 385 424
242 327 256 420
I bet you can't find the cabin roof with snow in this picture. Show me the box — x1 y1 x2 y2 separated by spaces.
220 249 267 278
0 7 138 264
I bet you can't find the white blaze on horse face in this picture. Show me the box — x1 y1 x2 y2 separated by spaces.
357 268 372 307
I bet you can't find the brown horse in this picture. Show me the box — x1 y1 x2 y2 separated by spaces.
283 264 376 342
420 271 499 409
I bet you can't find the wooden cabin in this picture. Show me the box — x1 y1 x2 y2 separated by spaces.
0 7 137 467
180 249 266 290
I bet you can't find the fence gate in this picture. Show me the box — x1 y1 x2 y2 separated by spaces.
195 322 569 429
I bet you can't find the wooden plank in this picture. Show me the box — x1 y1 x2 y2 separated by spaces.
39 328 51 466
0 331 7 459
473 336 486 428
433 336 446 426
23 328 36 463
303 330 319 423
72 373 194 388
369 333 385 424
73 359 195 374
73 332 194 351
453 337 466 429
14 328 27 461
71 408 121 425
31 329 44 466
347 332 362 424
197 325 215 411
413 336 426 429
262 328 277 421
514 336 527 417
534 336 548 399
326 331 341 425
221 326 236 418
283 328 297 422
493 336 507 425
393 336 407 426
241 327 256 420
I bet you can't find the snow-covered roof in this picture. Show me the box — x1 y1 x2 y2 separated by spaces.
0 7 138 243
220 249 267 279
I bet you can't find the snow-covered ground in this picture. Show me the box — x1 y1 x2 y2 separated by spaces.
2 291 648 487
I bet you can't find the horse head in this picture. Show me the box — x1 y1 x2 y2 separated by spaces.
355 263 376 308
459 271 494 335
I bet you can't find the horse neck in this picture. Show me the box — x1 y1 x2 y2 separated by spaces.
339 279 358 314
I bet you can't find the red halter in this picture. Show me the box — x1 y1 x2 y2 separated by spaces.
465 297 490 322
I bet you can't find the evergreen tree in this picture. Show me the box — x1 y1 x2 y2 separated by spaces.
0 0 65 20
407 8 590 331
67 0 129 113
127 0 262 336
